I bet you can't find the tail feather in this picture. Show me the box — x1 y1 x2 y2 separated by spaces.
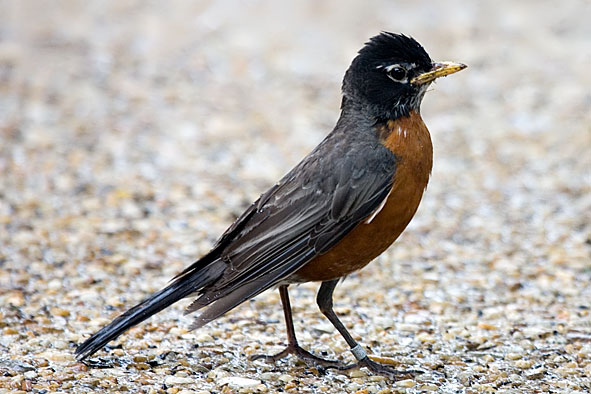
75 261 225 360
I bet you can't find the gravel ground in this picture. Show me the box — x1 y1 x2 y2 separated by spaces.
1 1 590 393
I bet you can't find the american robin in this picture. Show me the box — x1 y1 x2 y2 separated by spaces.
76 32 466 378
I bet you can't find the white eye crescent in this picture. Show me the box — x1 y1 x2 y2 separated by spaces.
385 64 407 82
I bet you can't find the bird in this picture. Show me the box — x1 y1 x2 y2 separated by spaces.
76 32 466 378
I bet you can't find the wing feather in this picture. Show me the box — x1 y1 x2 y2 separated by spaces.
184 131 398 325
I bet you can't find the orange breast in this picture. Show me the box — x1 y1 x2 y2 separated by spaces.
292 111 433 282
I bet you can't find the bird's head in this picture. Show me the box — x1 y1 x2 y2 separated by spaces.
342 32 466 120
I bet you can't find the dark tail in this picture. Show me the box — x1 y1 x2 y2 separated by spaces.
75 261 225 360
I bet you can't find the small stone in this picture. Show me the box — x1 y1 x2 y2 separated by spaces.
195 333 214 342
349 369 368 378
418 384 438 391
51 307 71 317
217 376 261 388
525 367 545 379
416 332 436 344
564 361 578 368
23 371 37 379
278 374 294 383
555 367 577 377
53 340 68 350
482 354 494 363
165 376 194 385
395 379 415 388
259 372 279 381
21 379 33 391
133 355 148 363
33 359 49 368
477 322 497 330
553 355 566 363
37 351 73 361
169 327 189 337
7 291 25 306
505 352 522 360
515 359 533 369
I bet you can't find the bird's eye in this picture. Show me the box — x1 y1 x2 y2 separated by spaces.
387 66 407 81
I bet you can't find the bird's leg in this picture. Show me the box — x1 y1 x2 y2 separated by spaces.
251 285 342 367
317 279 422 379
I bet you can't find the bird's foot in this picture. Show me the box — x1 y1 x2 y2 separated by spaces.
251 343 343 368
329 356 423 380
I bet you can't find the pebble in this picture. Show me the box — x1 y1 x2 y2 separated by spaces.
23 371 37 379
50 307 71 317
133 355 148 363
514 359 533 369
349 369 368 378
278 374 295 383
259 372 279 381
52 340 69 350
165 376 194 385
480 354 494 365
417 384 438 391
395 379 415 388
505 352 522 360
525 367 545 379
477 322 497 330
37 351 73 362
195 333 214 343
217 376 261 388
416 332 436 344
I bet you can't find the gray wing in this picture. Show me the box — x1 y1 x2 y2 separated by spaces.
184 131 397 328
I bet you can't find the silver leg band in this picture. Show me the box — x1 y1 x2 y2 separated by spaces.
350 344 367 361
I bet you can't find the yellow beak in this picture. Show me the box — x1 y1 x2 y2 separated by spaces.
411 61 467 85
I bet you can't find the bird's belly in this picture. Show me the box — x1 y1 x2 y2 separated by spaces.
291 169 427 282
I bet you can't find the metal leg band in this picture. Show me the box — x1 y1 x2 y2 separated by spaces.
350 344 367 361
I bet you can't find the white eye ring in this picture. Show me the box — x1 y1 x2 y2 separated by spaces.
385 64 407 82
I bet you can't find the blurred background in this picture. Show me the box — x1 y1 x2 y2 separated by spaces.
1 1 590 393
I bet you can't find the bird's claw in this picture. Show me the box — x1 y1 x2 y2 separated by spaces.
251 344 343 368
327 356 423 380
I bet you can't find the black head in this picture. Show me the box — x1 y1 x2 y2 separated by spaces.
342 32 463 120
